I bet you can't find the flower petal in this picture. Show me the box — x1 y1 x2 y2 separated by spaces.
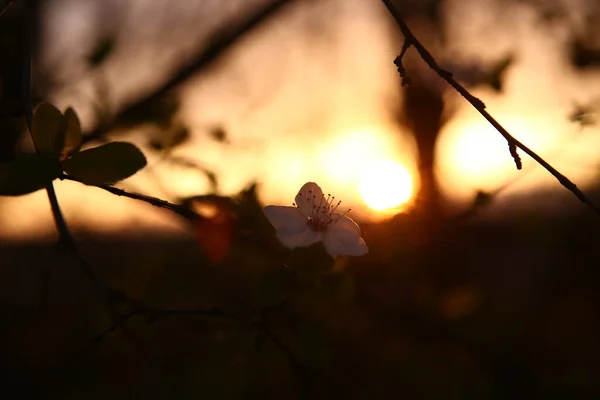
264 205 306 231
323 214 368 258
324 235 369 258
277 226 321 249
329 214 363 239
264 205 321 249
294 182 324 217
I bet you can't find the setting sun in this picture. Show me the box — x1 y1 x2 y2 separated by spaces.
359 160 413 211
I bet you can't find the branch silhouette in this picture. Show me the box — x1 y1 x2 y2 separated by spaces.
86 302 309 389
82 0 294 144
48 177 306 375
0 0 15 18
60 173 201 220
21 0 157 364
90 305 303 369
381 0 600 217
21 1 303 375
20 3 88 265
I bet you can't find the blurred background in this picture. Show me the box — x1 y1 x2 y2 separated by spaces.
2 0 600 398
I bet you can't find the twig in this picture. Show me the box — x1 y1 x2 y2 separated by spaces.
60 173 201 220
91 306 234 342
0 0 16 18
89 303 307 382
20 0 304 380
21 0 79 252
21 1 155 365
381 0 600 217
82 0 293 144
59 177 305 377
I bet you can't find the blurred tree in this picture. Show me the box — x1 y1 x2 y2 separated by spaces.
80 0 292 145
3 1 600 398
0 0 40 163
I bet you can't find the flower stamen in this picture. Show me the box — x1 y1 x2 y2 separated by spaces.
294 189 350 232
263 181 368 258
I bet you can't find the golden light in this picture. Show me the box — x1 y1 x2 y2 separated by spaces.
436 110 571 203
359 160 413 211
319 128 391 184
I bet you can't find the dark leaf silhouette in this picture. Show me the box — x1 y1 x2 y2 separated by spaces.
87 37 116 67
569 104 597 127
571 37 600 69
31 102 66 159
149 125 190 151
486 55 514 92
62 142 147 185
61 107 82 159
0 154 61 196
211 126 228 143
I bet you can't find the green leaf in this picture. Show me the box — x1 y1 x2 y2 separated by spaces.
0 154 61 196
62 142 147 185
61 107 82 159
31 102 66 159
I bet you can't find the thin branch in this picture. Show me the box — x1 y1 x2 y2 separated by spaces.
21 1 152 361
60 173 201 220
82 0 293 144
21 0 303 377
56 176 306 376
21 0 77 249
0 0 16 18
91 306 235 342
381 0 600 217
89 303 307 381
58 174 308 384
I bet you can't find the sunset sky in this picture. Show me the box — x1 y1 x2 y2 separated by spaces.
1 0 600 239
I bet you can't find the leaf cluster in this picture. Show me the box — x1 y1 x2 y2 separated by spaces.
0 103 147 196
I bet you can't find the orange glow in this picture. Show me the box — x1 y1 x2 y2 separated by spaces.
436 108 577 203
359 160 413 211
318 128 394 184
5 0 600 243
312 127 415 217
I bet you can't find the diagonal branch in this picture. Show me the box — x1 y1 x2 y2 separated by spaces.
381 0 600 217
0 0 16 18
82 0 293 144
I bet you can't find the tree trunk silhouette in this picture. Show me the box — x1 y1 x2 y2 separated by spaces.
402 78 444 218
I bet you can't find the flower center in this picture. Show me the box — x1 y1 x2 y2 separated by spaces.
294 189 350 232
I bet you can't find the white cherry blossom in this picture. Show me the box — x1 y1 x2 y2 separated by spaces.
264 182 368 258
